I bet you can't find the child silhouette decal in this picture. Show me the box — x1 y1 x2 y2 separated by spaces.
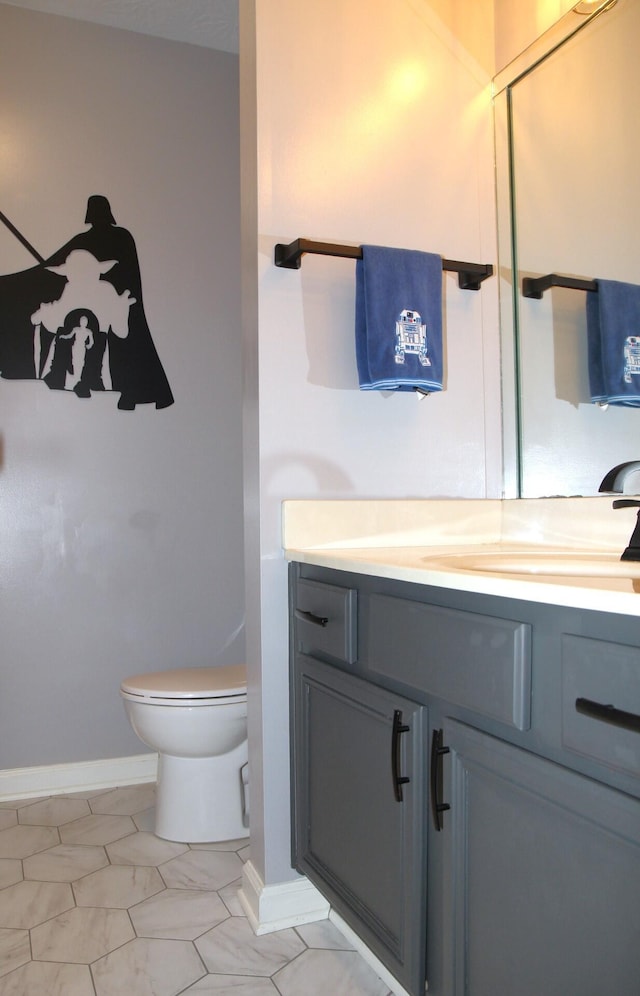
0 195 174 410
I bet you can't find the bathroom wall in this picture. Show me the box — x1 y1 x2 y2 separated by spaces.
494 0 575 69
240 0 501 886
0 6 244 769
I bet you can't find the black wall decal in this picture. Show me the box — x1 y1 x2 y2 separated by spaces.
0 195 174 410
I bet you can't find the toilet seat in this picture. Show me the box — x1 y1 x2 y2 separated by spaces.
120 665 247 703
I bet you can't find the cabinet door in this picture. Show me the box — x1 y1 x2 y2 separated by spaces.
292 653 426 996
440 718 640 996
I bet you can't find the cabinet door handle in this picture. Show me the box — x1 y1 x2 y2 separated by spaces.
295 609 329 628
430 728 450 832
575 697 640 734
391 709 411 802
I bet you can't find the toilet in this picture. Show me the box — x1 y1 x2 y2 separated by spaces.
120 664 249 844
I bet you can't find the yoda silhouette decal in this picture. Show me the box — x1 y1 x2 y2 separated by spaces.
0 195 174 410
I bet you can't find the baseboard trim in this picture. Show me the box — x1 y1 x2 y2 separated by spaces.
0 753 158 801
237 864 410 995
329 909 412 996
238 860 330 935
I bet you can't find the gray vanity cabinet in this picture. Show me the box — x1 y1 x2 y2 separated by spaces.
439 717 640 996
289 563 640 996
291 653 427 996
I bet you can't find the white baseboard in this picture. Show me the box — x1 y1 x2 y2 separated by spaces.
0 753 158 801
329 909 413 996
237 864 411 995
238 860 330 935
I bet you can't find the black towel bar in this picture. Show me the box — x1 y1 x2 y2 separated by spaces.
274 238 494 291
522 273 598 299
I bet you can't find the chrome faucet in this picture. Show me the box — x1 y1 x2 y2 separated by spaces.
599 461 640 493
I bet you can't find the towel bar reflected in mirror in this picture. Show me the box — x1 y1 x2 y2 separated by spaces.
274 237 494 291
522 273 598 299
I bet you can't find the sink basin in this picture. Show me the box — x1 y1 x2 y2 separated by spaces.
427 549 640 579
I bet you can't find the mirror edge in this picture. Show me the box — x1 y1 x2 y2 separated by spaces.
492 0 619 499
493 0 618 95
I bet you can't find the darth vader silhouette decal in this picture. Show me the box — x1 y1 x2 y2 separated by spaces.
0 196 174 409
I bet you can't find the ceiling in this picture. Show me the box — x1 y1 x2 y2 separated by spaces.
1 0 239 52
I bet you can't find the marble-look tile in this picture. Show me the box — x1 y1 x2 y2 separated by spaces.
0 797 47 809
65 788 120 799
273 948 391 996
0 811 17 831
160 849 243 892
0 859 22 890
0 960 95 995
23 843 108 882
182 976 279 994
90 784 156 816
217 879 244 916
238 844 251 863
0 791 398 996
130 887 229 940
106 830 188 866
92 937 206 996
30 906 135 963
0 880 74 929
191 837 249 852
0 928 30 978
132 806 155 832
73 864 164 908
295 918 355 950
0 824 59 858
195 917 305 977
18 796 90 826
59 813 136 846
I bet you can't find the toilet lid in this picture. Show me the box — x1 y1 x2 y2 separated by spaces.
120 665 247 701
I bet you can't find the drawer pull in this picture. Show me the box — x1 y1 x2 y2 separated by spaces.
392 710 411 802
430 728 450 832
575 697 640 734
295 609 329 628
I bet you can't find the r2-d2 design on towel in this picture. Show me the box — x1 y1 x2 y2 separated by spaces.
394 308 431 366
623 336 640 383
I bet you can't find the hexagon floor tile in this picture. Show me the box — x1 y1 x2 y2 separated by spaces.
73 863 165 908
18 796 91 827
0 785 394 995
92 937 205 996
30 906 135 963
0 928 30 978
0 812 16 832
105 830 188 866
0 880 74 929
24 843 109 882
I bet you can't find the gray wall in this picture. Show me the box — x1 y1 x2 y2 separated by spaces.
0 5 244 769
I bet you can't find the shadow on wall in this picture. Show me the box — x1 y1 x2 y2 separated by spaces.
262 451 355 495
300 256 359 390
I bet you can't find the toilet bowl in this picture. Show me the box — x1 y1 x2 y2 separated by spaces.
120 664 249 844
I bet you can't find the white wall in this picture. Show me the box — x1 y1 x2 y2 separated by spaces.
494 0 575 69
241 0 501 886
0 6 244 768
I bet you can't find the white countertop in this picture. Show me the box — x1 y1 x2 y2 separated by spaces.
283 498 640 617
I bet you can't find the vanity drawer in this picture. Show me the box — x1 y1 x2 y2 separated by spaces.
367 594 531 730
561 635 640 779
293 579 358 665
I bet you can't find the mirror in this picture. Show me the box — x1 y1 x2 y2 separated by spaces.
494 0 639 498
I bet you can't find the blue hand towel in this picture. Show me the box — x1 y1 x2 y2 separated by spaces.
355 245 443 392
587 279 640 407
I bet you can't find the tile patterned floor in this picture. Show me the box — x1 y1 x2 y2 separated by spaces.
0 784 393 995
